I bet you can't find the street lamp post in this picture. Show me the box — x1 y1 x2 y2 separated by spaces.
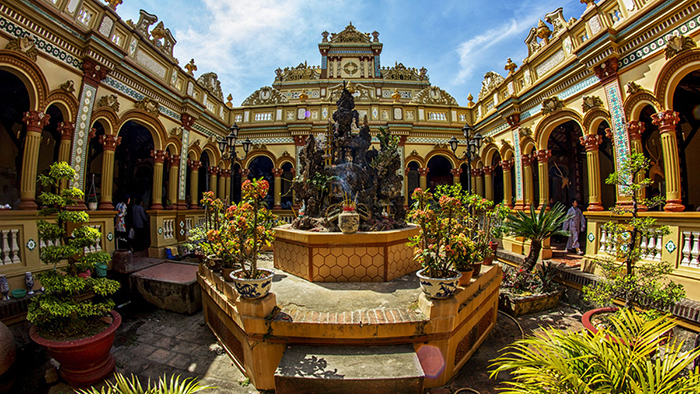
448 123 483 194
218 123 252 204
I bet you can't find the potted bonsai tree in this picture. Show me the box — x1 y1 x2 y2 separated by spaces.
27 162 121 387
408 188 465 299
582 153 685 333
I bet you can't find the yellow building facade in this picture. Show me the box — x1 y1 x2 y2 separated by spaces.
1 0 699 300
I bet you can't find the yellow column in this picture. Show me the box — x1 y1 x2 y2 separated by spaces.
580 134 604 211
450 168 461 186
217 169 226 204
168 155 180 209
627 121 646 207
19 111 50 210
483 166 493 201
57 122 74 191
652 110 684 212
208 167 218 199
273 168 283 208
522 155 534 208
470 168 477 194
151 150 166 210
189 161 201 209
502 160 513 207
476 169 484 197
223 170 231 205
98 134 121 210
535 149 551 210
404 168 409 206
418 168 428 190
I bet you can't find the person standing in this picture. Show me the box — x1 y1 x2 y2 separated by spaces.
563 198 586 255
131 197 149 251
115 195 130 249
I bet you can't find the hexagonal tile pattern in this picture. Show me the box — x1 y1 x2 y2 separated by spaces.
273 240 309 280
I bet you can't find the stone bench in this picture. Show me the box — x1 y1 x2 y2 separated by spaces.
130 263 201 314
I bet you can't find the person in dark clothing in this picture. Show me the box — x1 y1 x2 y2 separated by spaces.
131 197 149 251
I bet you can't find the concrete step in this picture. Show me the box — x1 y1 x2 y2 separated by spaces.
129 262 201 314
274 344 424 394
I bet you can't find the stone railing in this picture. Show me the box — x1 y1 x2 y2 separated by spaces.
0 228 21 267
272 209 294 226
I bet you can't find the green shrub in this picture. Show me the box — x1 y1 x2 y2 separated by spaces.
75 372 214 394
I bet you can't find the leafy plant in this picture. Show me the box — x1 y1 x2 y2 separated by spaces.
490 308 700 393
27 162 120 338
583 153 685 310
75 372 214 394
501 262 559 297
503 203 569 272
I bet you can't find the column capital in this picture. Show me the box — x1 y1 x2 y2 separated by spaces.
501 160 513 171
522 154 534 166
99 134 122 151
592 58 619 84
482 166 493 176
626 121 645 141
241 168 251 178
221 169 231 178
470 168 482 177
208 166 219 176
22 110 50 131
273 168 284 177
82 58 110 85
506 113 520 129
58 122 75 140
450 168 462 176
417 167 429 176
651 110 680 132
293 135 307 146
579 134 602 151
535 149 551 163
151 149 166 163
169 154 181 166
180 113 196 130
188 160 202 171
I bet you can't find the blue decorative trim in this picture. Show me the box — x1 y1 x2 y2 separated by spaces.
665 240 676 254
26 239 36 251
0 17 81 69
620 16 700 69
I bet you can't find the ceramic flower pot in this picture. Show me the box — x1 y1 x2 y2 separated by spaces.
87 202 98 211
472 262 482 277
221 267 236 282
338 209 359 234
30 310 121 388
230 268 274 299
458 268 474 286
416 268 461 299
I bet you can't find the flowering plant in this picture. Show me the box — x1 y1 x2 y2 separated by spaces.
501 262 558 297
201 178 276 279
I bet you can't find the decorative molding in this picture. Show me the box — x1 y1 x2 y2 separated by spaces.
0 15 82 69
4 36 38 61
477 71 505 100
328 22 372 43
59 80 75 93
411 86 458 105
242 86 289 106
197 72 224 101
135 97 159 116
581 95 604 113
381 62 427 81
541 96 564 115
96 94 120 112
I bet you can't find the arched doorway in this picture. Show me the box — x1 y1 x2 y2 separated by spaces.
427 155 453 189
492 152 503 203
232 162 242 203
547 121 587 207
0 70 30 209
595 121 616 209
640 105 664 208
406 161 420 205
114 121 155 205
199 151 211 203
36 104 63 199
673 70 700 210
86 121 106 203
460 163 470 192
247 156 274 208
280 162 294 209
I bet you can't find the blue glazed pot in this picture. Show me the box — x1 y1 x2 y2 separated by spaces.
416 268 461 299
230 268 274 299
94 263 108 278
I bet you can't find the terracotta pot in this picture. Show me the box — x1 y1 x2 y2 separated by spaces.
458 269 474 286
482 254 494 265
231 268 274 299
416 269 461 299
221 267 236 282
581 307 618 336
472 262 482 276
30 310 121 387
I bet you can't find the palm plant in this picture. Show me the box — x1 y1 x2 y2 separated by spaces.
75 372 214 394
503 203 569 271
490 308 700 394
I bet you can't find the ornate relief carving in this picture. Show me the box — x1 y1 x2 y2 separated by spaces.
185 59 197 76
82 59 110 83
170 127 182 137
99 134 122 150
541 96 564 114
97 94 120 112
329 22 371 43
519 127 533 138
593 58 619 82
477 71 505 100
411 86 458 105
504 58 517 75
626 81 643 95
5 36 38 61
275 61 321 82
665 34 697 60
135 97 159 116
325 83 372 103
581 95 604 112
197 72 224 101
544 8 569 36
242 86 289 106
106 0 122 11
381 62 427 81
579 134 602 151
149 21 177 60
59 80 75 93
180 113 196 129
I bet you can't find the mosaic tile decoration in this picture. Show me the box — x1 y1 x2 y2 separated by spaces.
603 81 631 193
665 240 676 254
71 84 98 190
178 128 189 201
103 76 182 123
620 15 700 69
588 232 595 242
0 16 81 69
374 55 381 77
519 76 598 121
484 122 509 137
513 128 523 202
405 137 451 145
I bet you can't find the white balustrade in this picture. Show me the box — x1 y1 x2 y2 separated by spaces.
163 219 175 240
681 231 692 266
654 234 663 261
599 228 607 254
0 228 22 266
691 232 700 267
640 235 648 260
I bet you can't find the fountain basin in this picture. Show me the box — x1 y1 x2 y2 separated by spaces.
273 225 420 282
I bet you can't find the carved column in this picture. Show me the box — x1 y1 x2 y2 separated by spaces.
222 169 231 205
470 168 477 194
217 168 226 204
167 155 180 209
273 168 283 209
483 166 493 201
176 114 196 210
450 168 462 186
208 167 219 199
652 110 684 212
522 155 535 208
150 150 166 210
418 168 428 190
580 134 604 211
627 121 647 206
57 122 75 190
188 160 202 209
535 149 551 209
98 134 121 210
501 160 513 207
19 111 50 210
475 169 484 197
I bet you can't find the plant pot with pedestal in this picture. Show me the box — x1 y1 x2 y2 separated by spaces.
416 268 461 299
230 268 275 299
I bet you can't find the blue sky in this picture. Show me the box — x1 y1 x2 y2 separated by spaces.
117 0 588 106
